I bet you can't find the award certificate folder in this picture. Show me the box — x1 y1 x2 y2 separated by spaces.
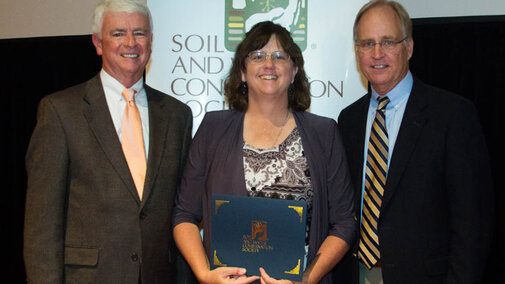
211 194 307 281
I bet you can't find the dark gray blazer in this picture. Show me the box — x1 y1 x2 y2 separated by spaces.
337 77 494 284
24 74 192 284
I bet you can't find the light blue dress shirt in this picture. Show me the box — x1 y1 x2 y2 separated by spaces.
359 71 413 220
100 69 150 159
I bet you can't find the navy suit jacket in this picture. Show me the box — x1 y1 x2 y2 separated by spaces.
24 74 192 283
337 77 493 284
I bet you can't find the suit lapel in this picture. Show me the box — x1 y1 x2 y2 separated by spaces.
141 87 169 207
83 75 141 204
349 95 370 216
381 79 428 211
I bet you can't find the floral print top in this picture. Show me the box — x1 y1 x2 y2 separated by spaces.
243 127 313 243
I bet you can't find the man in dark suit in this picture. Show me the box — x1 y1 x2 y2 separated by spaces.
23 0 192 283
337 1 494 283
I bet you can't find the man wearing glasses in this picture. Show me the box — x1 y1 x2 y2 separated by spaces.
337 1 493 283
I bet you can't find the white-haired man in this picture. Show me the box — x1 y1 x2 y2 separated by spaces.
24 0 193 283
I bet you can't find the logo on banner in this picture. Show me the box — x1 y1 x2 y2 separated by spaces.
225 0 308 51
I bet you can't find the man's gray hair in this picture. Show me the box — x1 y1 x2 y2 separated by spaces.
93 0 153 37
353 0 412 43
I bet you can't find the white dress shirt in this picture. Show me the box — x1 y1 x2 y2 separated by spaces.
100 69 150 158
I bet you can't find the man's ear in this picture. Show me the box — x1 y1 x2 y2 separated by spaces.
92 34 103 56
407 38 414 60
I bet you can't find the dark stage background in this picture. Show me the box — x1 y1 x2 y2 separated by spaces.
2 16 503 283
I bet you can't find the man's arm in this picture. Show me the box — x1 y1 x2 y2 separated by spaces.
24 97 69 283
177 107 193 184
444 100 494 283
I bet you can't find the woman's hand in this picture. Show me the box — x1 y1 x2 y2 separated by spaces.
260 236 349 284
259 267 304 284
199 267 260 284
174 223 259 284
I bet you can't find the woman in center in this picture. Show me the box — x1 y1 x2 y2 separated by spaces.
173 21 356 284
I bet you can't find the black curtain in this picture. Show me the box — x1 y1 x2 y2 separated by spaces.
2 15 503 283
410 15 504 283
1 35 101 283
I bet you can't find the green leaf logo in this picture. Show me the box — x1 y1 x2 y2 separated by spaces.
225 0 308 51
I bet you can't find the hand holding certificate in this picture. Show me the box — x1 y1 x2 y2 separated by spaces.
211 194 308 281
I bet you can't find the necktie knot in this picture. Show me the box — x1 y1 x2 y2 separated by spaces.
377 96 390 111
122 88 136 103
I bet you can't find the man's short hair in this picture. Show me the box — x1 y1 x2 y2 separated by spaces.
93 0 153 37
353 0 412 42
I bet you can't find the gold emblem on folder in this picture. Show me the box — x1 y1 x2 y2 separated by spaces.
242 220 273 253
251 220 268 241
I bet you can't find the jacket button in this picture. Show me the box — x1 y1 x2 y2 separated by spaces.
131 253 139 262
140 212 147 219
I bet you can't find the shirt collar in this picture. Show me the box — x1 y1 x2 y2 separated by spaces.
100 69 147 106
371 71 413 109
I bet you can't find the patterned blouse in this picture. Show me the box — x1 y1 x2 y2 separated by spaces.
243 127 313 243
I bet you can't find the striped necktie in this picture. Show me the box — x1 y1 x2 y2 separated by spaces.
121 88 147 200
359 96 390 269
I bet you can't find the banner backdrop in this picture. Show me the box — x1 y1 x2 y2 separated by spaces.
146 0 368 135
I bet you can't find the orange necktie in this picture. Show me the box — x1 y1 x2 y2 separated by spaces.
121 88 146 200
